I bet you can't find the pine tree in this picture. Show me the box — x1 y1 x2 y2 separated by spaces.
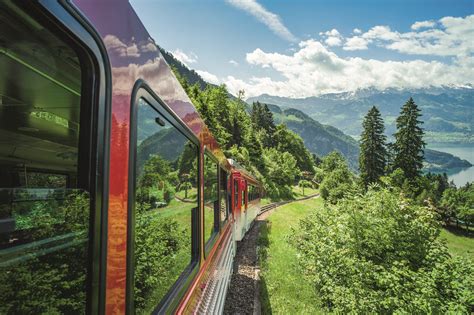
359 106 387 188
393 97 425 179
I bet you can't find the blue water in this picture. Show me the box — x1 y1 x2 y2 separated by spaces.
427 145 474 187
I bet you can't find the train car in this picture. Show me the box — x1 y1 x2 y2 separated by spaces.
0 1 262 314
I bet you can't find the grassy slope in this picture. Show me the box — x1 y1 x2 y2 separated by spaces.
258 197 324 314
440 228 474 260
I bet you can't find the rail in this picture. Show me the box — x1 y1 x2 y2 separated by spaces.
258 193 320 216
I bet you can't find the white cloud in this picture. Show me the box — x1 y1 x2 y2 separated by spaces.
229 59 239 66
344 14 474 56
226 0 297 42
320 28 343 47
343 36 369 50
411 20 435 30
196 70 220 85
172 49 198 66
224 39 474 98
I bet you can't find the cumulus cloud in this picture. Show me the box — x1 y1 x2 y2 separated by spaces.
196 70 220 85
229 59 239 66
226 0 297 42
320 29 343 46
224 39 474 98
172 49 198 66
343 36 369 50
411 20 435 30
343 14 474 56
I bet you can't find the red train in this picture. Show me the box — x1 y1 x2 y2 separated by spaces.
0 1 262 314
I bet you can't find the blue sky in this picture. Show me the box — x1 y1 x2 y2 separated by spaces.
130 0 474 98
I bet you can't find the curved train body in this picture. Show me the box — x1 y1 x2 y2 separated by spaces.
0 1 261 314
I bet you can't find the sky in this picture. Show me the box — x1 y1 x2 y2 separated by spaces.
130 0 474 98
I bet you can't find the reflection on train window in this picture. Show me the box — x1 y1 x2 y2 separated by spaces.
204 154 218 244
242 181 246 209
133 98 197 313
219 168 228 226
0 3 92 313
234 179 239 209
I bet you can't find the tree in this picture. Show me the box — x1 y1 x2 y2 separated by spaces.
317 152 356 204
359 106 387 188
298 179 312 196
250 102 276 147
393 97 425 180
290 188 474 313
273 124 314 172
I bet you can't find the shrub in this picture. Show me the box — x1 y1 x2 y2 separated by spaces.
290 188 474 313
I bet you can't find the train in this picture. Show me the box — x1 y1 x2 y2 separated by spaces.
0 1 262 314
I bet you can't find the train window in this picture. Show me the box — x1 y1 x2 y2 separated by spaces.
204 153 218 246
234 179 239 209
132 98 197 313
242 181 247 209
219 168 228 226
0 3 93 314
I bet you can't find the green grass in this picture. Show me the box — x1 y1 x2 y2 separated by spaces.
292 185 319 199
258 197 324 314
175 187 197 201
440 228 474 260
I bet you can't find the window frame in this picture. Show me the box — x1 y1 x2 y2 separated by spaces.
128 82 201 314
2 2 111 314
203 149 220 256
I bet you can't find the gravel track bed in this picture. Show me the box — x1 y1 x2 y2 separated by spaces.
224 196 319 314
223 220 264 315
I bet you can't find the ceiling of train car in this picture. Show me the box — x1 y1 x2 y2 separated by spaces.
0 1 82 173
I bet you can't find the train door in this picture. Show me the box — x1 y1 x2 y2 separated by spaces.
0 2 109 314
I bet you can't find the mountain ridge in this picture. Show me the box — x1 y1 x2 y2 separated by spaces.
248 87 473 145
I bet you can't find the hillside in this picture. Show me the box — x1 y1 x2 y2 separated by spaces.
248 87 474 145
266 103 471 173
266 104 360 169
159 47 209 90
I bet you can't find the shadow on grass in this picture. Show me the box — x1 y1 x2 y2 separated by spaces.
257 220 273 315
444 224 474 238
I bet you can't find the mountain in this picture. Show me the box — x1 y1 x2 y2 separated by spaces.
266 104 360 169
247 87 474 145
424 149 472 172
159 46 471 174
265 103 471 173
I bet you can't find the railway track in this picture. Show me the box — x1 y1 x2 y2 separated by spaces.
224 193 320 314
258 193 320 216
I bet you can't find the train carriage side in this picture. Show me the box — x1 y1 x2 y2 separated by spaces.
0 0 261 314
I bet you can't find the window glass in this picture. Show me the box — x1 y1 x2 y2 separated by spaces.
133 98 197 313
242 181 247 209
234 179 239 209
0 4 91 313
219 169 228 225
204 154 218 244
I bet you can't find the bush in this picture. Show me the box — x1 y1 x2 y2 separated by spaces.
290 188 474 313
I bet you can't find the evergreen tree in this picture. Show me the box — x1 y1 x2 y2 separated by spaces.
250 102 276 146
359 106 387 188
393 97 426 179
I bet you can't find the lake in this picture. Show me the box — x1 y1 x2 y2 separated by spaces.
427 145 474 187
